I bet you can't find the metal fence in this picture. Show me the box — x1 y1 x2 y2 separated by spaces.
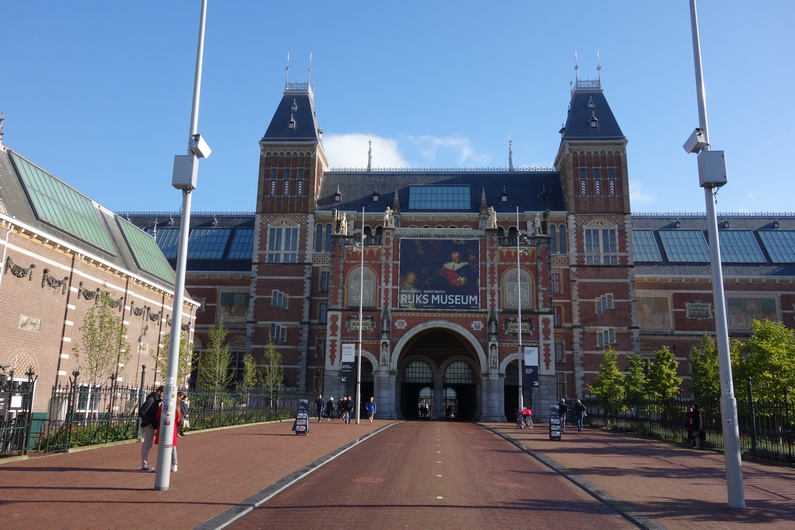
0 370 36 457
28 379 312 454
581 392 795 463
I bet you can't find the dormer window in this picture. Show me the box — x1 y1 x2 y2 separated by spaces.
371 191 380 202
721 220 731 229
334 187 342 202
589 112 598 128
499 186 509 202
288 117 296 129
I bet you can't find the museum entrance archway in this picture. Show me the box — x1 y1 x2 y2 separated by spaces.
397 328 481 420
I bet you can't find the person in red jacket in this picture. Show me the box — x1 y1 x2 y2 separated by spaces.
155 396 182 472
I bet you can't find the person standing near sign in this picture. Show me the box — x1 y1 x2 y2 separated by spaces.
315 394 324 423
365 396 377 424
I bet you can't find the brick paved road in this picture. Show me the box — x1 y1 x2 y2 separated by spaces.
224 421 636 530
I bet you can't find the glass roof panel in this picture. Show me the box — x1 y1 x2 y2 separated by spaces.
408 185 470 210
117 218 175 283
149 227 181 259
631 230 662 262
187 228 231 259
758 230 795 263
227 228 254 259
718 230 766 263
658 230 710 262
11 153 115 253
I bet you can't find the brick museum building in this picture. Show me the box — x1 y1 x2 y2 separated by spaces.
4 74 794 422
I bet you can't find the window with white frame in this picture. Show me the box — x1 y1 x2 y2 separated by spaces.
76 385 102 415
584 221 618 265
552 273 561 294
270 324 287 343
596 328 616 348
271 290 288 310
267 222 299 263
596 293 614 314
554 306 563 327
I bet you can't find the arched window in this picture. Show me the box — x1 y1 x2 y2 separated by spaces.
550 225 558 254
347 266 377 307
503 268 533 310
403 360 433 383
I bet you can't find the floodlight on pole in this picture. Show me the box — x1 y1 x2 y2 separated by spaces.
155 0 209 491
686 0 744 510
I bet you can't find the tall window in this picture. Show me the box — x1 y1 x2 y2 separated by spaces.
320 271 330 292
555 342 565 362
319 302 327 324
550 225 557 254
559 225 567 254
552 273 561 294
596 293 614 314
267 223 299 263
585 222 618 265
554 306 563 327
556 372 566 398
597 328 616 348
270 324 287 343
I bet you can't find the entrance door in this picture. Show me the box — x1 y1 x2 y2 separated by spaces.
443 361 476 421
400 360 433 419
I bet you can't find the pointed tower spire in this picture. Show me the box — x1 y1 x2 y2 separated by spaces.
480 188 488 215
392 190 400 214
597 51 602 82
508 134 514 172
0 112 5 146
367 135 373 172
307 52 313 84
574 50 579 83
285 52 290 87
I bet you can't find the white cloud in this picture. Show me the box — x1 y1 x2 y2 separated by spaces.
322 132 493 169
323 133 408 169
629 181 654 205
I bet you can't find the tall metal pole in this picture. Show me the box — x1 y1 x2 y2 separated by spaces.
516 207 524 413
688 0 744 510
155 0 208 490
355 208 364 424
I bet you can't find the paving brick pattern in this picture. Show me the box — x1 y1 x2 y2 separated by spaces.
1 419 793 529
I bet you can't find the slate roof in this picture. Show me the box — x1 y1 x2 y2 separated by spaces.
261 83 322 143
561 80 625 143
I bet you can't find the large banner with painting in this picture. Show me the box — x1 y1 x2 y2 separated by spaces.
398 239 480 310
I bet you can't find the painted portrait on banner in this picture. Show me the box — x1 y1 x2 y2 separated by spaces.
727 297 777 331
219 291 250 323
398 239 480 310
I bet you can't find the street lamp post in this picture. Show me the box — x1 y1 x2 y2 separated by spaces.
155 0 210 491
685 0 744 510
355 207 364 425
516 207 524 414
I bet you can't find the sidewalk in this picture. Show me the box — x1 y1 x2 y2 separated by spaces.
484 422 795 530
1 420 794 529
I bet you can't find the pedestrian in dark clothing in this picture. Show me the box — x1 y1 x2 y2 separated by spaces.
178 392 190 436
557 398 568 431
315 394 324 423
574 399 586 432
685 405 695 446
138 385 164 472
691 402 703 449
325 397 335 421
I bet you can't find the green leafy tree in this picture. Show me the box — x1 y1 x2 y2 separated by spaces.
688 333 722 403
587 347 625 403
624 354 648 402
197 321 233 391
73 291 130 388
261 339 284 407
735 319 795 402
157 330 194 388
237 353 261 401
646 346 682 400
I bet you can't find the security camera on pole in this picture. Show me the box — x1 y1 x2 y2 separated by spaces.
155 0 210 491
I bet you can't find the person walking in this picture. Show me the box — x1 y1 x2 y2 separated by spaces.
155 398 182 472
178 392 190 436
574 399 586 432
325 396 335 421
557 398 568 432
365 396 377 424
138 385 163 472
343 395 353 424
315 394 324 423
691 402 703 449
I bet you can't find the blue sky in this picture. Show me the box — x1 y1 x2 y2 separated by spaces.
3 1 793 215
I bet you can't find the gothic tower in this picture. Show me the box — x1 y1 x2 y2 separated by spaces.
251 80 329 389
554 76 639 397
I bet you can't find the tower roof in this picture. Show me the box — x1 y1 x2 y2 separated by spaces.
261 83 322 143
560 79 625 143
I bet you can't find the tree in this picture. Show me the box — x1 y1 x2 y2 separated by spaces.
688 333 722 403
197 321 233 391
645 346 682 400
237 353 260 398
73 290 130 388
157 330 194 388
735 319 795 402
587 347 625 403
260 339 284 407
624 354 647 402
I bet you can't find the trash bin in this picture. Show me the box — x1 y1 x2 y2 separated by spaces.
549 403 561 440
292 399 310 435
